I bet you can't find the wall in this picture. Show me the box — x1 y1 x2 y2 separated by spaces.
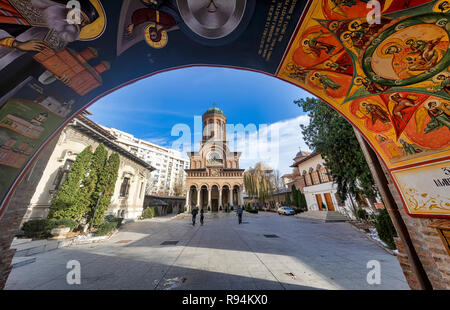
21 125 149 222
0 133 60 290
386 173 450 290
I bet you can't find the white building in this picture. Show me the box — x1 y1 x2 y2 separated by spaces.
22 114 154 222
286 152 375 220
102 127 190 196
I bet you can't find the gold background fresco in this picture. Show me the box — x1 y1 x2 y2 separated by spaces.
277 0 450 216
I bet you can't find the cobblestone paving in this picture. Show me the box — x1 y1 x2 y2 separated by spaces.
5 212 409 290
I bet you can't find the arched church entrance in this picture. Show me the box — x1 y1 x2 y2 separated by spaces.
211 185 219 212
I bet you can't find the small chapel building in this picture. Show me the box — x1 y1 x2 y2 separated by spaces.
185 107 244 212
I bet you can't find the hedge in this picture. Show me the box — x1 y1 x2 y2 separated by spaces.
22 218 78 239
142 207 157 219
95 221 118 236
375 209 398 249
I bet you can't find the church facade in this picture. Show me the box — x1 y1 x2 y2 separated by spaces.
185 107 244 212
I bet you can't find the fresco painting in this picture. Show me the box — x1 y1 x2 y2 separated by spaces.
277 0 449 217
0 0 447 218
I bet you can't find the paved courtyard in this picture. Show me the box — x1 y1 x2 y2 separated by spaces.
5 212 409 290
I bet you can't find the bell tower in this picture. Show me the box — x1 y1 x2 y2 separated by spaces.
202 106 227 143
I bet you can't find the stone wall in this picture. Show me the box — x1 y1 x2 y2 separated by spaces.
386 171 450 290
0 133 60 290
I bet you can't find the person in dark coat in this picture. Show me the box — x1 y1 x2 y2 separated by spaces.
191 207 198 226
237 206 243 224
200 208 204 226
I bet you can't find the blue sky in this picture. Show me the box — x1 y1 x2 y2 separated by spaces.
88 66 314 175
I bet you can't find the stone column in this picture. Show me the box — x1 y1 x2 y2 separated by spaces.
207 188 212 211
240 188 244 206
185 189 190 212
219 188 223 211
229 189 234 207
196 188 201 208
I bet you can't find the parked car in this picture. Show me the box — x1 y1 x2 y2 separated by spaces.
277 206 295 215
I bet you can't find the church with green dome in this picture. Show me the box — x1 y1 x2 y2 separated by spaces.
184 107 244 212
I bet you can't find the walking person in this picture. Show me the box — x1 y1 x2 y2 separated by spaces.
200 208 204 226
191 206 198 226
237 205 243 224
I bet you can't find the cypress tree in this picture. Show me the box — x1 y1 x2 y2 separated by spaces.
285 191 291 206
48 146 93 221
291 184 299 208
83 144 108 219
91 152 120 226
298 191 307 211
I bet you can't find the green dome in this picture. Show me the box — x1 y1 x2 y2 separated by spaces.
204 107 224 115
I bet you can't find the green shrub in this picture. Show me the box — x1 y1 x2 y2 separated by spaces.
142 207 153 219
95 221 118 236
46 218 78 231
22 219 50 238
356 208 369 221
375 209 397 249
103 215 123 227
142 207 157 219
22 218 78 239
294 208 303 214
245 206 258 214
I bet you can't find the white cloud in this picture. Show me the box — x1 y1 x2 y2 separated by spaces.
227 115 311 175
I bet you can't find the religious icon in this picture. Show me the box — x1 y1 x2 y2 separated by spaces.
302 30 337 58
422 100 450 133
399 138 423 155
0 0 106 52
390 93 420 123
125 8 176 49
360 101 391 125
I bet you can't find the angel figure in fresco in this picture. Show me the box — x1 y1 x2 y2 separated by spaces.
423 100 450 133
286 62 310 83
360 101 391 125
430 73 450 96
356 77 391 94
406 37 443 72
376 134 403 159
0 0 105 52
302 30 336 58
325 59 351 74
125 7 176 48
390 93 420 122
311 72 341 92
399 138 422 155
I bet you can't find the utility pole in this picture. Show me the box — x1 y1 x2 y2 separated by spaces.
353 127 432 290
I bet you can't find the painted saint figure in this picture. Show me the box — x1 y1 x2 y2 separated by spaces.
390 93 419 122
311 72 341 91
406 37 443 72
360 101 391 125
424 100 450 133
399 138 422 155
125 7 176 48
0 0 105 52
302 30 336 58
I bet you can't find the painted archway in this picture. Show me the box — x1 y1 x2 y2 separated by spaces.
0 0 448 222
